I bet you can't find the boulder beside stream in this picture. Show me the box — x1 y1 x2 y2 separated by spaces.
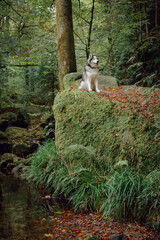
53 73 160 172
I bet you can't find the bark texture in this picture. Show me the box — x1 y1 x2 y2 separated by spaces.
56 0 77 90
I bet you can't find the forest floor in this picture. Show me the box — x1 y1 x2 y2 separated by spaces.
37 209 160 240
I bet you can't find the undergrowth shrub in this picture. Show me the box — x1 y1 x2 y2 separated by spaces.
53 168 102 212
25 140 61 192
101 169 143 221
137 170 160 230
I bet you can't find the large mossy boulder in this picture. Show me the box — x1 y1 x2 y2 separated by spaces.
53 89 160 172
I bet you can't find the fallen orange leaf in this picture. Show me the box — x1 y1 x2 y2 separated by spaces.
44 233 54 237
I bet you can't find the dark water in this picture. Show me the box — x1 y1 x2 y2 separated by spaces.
0 174 63 240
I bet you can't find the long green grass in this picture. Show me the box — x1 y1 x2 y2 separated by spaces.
24 140 160 230
53 167 103 212
100 169 143 221
24 140 61 191
137 170 160 229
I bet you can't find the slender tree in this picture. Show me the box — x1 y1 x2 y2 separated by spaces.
56 0 77 90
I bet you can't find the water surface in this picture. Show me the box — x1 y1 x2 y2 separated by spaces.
0 174 63 240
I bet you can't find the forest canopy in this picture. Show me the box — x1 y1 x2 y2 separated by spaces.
0 0 160 108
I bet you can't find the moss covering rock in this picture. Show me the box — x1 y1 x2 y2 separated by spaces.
0 153 18 171
53 89 159 172
0 131 8 140
12 142 31 157
63 144 97 171
5 127 30 144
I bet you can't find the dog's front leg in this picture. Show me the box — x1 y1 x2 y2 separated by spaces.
87 78 92 91
95 80 100 92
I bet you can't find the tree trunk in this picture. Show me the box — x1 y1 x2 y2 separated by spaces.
56 0 77 90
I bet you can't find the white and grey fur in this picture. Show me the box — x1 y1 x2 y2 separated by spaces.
79 54 100 92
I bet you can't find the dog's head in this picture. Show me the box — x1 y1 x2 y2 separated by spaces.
88 54 99 68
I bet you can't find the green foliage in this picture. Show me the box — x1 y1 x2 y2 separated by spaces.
0 0 59 107
53 168 102 212
137 170 160 229
25 140 160 229
72 0 160 87
44 123 55 139
25 140 60 191
40 111 55 139
29 56 59 105
101 169 143 221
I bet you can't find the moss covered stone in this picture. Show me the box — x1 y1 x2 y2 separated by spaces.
12 142 30 157
0 131 8 141
63 72 82 90
53 89 159 172
5 127 29 143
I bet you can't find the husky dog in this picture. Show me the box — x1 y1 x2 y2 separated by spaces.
79 54 100 92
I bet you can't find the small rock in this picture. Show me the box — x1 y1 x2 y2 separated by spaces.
1 112 18 126
7 162 17 171
12 143 30 157
12 163 23 176
109 233 129 240
0 153 17 172
0 159 13 170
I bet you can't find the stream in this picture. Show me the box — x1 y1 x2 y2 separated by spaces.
0 173 64 240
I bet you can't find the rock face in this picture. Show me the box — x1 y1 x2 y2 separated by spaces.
53 73 160 172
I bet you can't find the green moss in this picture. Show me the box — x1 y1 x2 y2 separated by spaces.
53 90 160 173
63 72 82 90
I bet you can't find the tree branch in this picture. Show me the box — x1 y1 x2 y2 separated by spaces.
86 0 95 58
73 29 87 46
10 64 39 67
2 0 22 17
